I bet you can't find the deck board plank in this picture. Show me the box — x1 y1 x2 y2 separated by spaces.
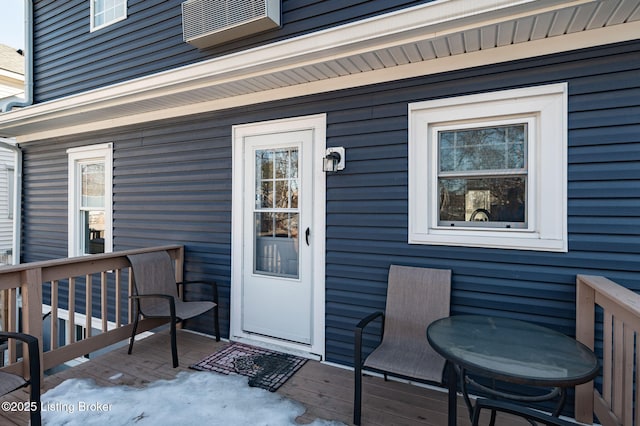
1 329 534 425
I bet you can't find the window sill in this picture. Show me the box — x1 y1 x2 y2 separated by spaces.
409 230 567 252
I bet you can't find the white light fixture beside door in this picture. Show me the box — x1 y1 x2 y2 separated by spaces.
323 147 345 172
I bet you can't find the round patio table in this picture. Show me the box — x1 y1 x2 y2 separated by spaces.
427 315 599 426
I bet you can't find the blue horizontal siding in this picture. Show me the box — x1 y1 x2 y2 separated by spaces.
33 0 434 102
20 40 640 374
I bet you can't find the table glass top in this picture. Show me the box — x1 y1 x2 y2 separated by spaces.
427 315 599 386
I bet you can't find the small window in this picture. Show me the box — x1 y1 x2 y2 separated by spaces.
91 0 127 31
68 144 113 256
437 122 528 229
409 84 567 252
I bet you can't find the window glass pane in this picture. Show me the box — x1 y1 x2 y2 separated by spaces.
290 179 298 209
81 162 105 208
290 149 298 178
258 150 273 179
255 212 274 238
275 181 289 208
256 148 299 209
83 210 105 254
439 177 526 226
254 212 299 278
439 124 526 172
275 150 289 179
115 4 125 19
258 181 273 209
253 146 300 278
106 7 115 23
93 0 126 28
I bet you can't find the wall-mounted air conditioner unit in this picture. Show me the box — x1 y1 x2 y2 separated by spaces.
182 0 281 49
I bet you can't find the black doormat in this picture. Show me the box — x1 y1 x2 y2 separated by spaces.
190 342 308 392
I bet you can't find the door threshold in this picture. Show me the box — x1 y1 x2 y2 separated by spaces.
231 335 322 361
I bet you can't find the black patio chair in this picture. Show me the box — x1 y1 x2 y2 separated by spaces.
0 331 41 426
353 265 451 425
127 251 220 368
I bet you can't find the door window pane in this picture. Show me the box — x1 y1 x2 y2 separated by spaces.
254 147 300 278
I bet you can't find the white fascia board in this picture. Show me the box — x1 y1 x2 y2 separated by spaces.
0 0 612 141
16 20 640 143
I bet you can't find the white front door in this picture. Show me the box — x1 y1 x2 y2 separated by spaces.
231 115 326 357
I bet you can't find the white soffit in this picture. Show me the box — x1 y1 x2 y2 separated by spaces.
1 0 640 141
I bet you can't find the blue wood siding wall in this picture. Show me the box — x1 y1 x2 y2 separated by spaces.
20 40 640 367
32 0 432 102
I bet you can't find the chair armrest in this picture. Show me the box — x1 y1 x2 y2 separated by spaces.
0 332 40 391
178 280 219 305
355 311 384 331
354 311 384 369
0 331 38 348
130 294 176 319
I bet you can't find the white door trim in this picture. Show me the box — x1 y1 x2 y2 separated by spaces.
231 114 326 359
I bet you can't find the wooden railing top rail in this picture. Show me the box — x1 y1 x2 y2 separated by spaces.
577 274 640 323
575 274 640 426
0 245 183 290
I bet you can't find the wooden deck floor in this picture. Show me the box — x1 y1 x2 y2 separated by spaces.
1 328 531 425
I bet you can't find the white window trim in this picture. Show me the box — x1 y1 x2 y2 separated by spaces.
67 143 113 257
408 83 568 252
90 0 127 32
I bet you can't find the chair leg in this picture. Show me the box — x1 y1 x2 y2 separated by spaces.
128 310 140 355
213 305 220 342
354 362 362 425
29 387 41 426
30 394 41 426
26 335 41 426
170 318 178 368
471 402 481 426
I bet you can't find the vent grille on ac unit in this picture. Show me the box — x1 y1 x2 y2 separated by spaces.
182 0 280 49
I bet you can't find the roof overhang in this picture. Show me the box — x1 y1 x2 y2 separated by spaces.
1 0 639 142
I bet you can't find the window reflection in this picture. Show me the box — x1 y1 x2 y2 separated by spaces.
438 124 528 228
254 148 300 278
80 161 105 254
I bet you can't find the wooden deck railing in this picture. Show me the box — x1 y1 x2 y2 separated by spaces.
575 274 640 426
0 245 184 381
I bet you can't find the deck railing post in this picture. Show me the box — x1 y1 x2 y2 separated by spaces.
575 275 595 424
21 267 44 385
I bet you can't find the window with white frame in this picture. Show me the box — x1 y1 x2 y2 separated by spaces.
408 83 567 252
68 144 113 256
91 0 127 31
